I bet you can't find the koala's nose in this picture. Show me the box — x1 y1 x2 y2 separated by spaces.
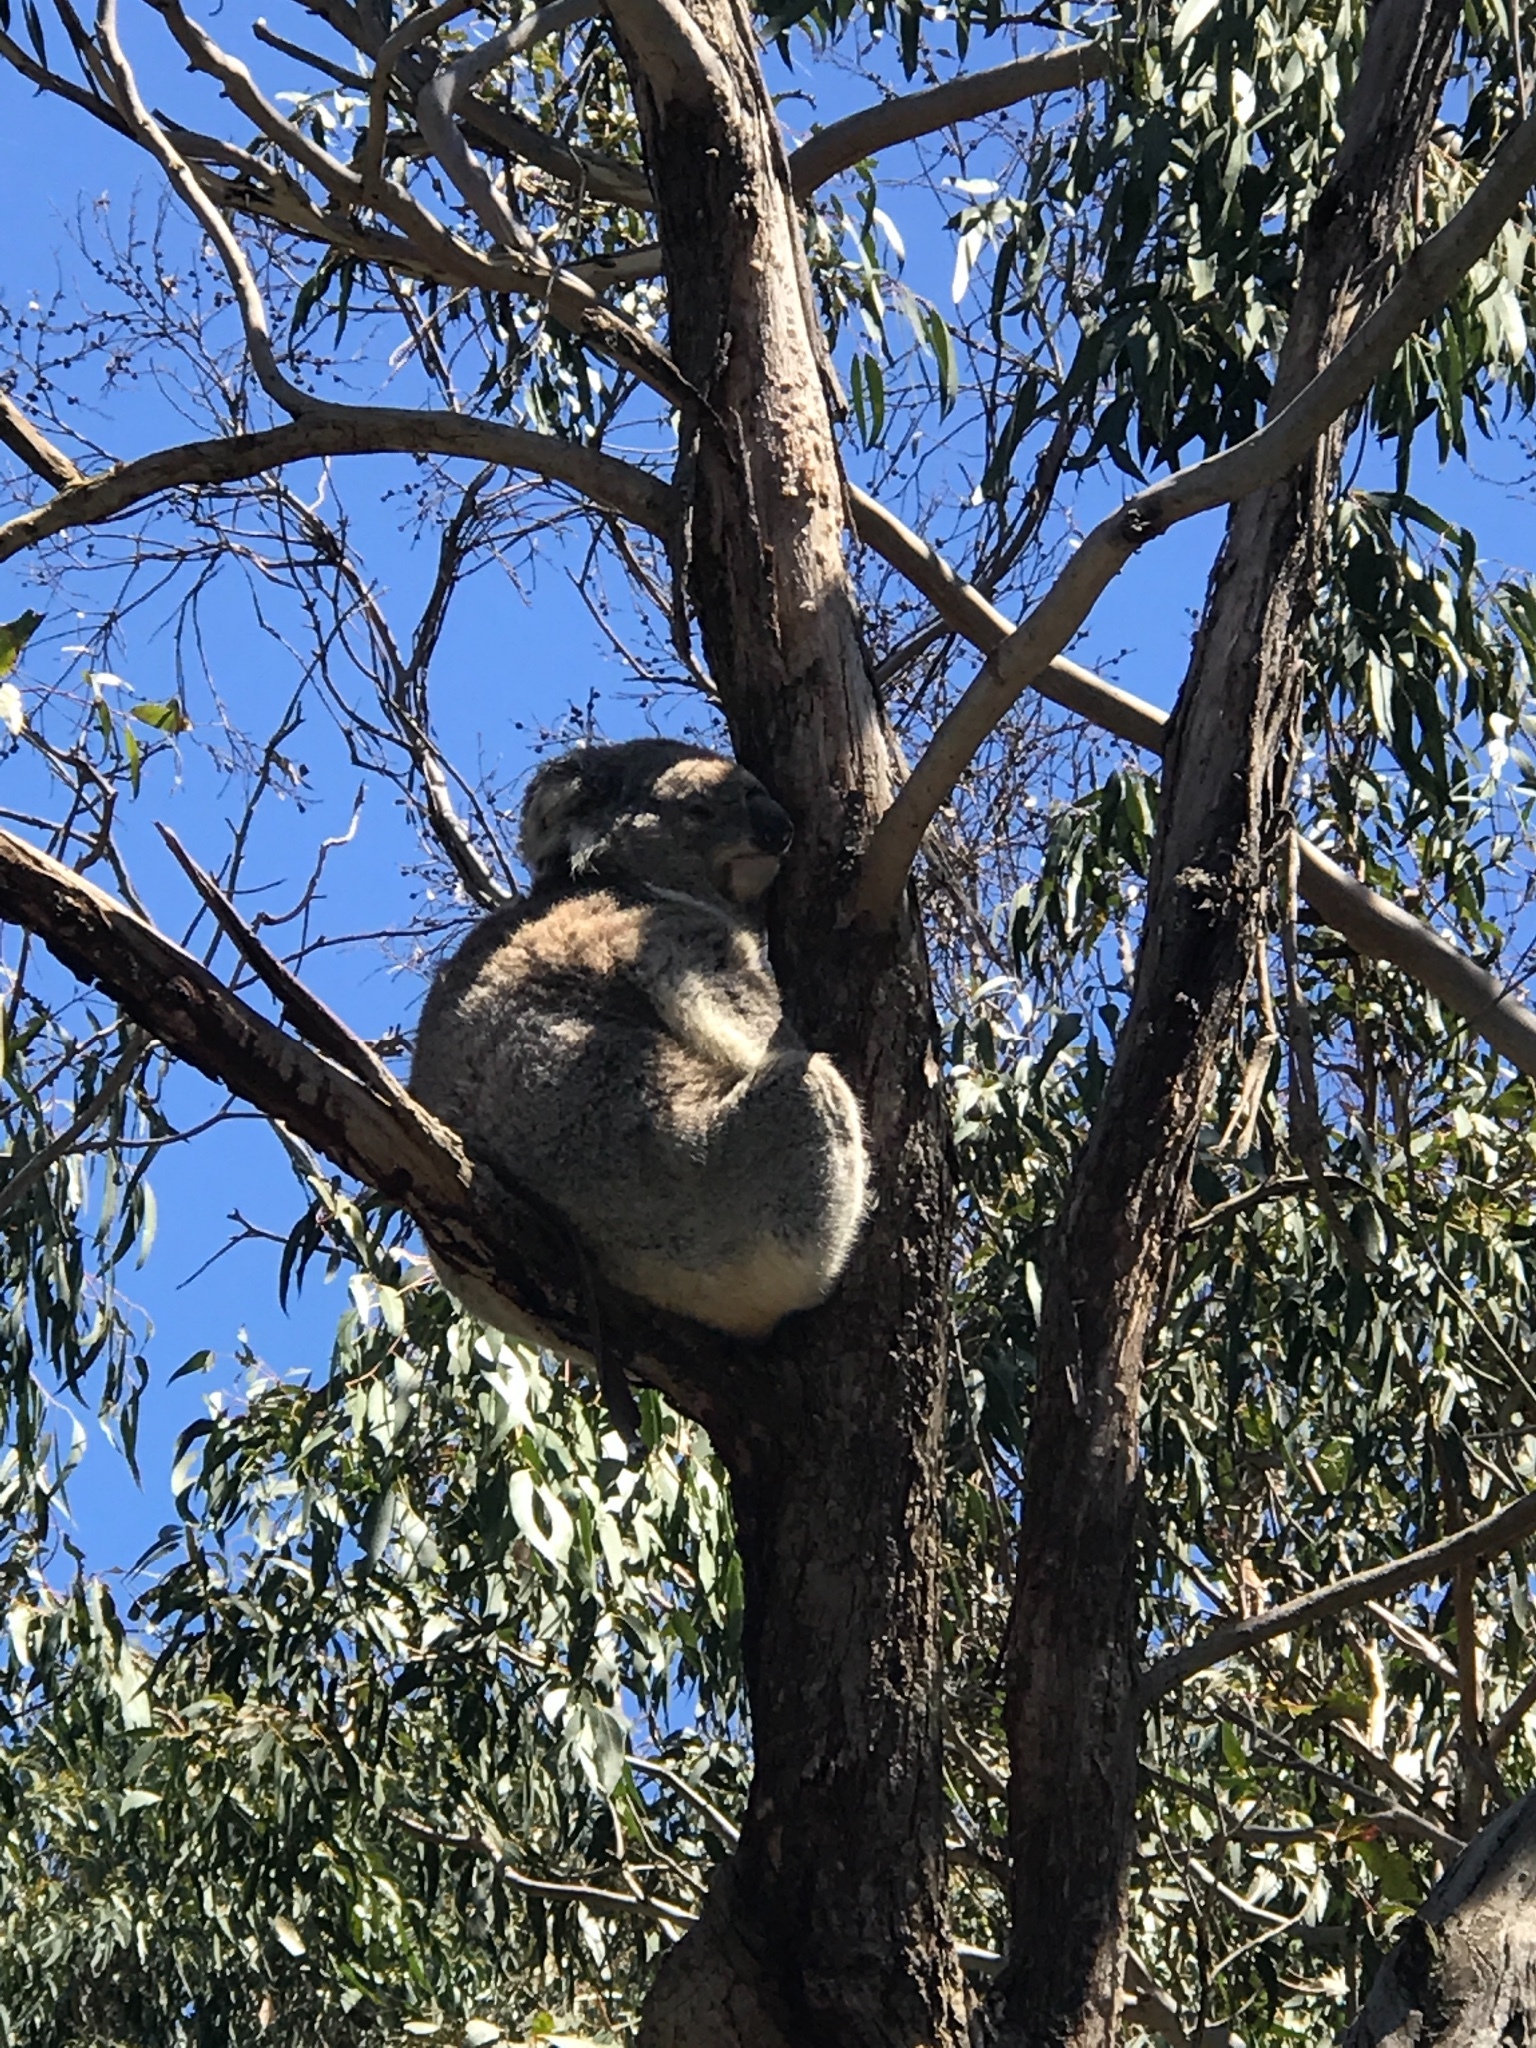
748 790 793 855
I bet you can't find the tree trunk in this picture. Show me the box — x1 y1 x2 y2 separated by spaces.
994 3 1461 2042
604 2 968 2041
1344 1792 1536 2047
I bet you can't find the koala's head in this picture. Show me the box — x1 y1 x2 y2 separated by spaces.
520 740 793 911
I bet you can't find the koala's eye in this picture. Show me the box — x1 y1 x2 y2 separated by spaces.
683 797 718 822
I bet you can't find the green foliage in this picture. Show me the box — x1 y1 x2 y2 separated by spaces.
7 0 1536 2040
0 1000 163 1551
0 1188 746 2046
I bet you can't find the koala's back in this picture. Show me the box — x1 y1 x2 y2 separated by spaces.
412 883 867 1335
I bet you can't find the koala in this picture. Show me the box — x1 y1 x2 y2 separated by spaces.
410 739 869 1341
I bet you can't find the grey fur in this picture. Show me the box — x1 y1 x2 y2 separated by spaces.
411 740 868 1338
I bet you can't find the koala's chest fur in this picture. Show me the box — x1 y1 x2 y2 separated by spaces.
417 888 778 1163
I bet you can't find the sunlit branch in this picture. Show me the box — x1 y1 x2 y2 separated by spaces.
0 21 127 136
857 100 1536 924
0 392 85 491
140 0 688 402
414 2 593 254
97 0 317 417
570 243 666 288
250 17 369 89
848 497 1536 1083
605 0 733 103
360 0 477 196
392 1809 696 1929
0 410 674 561
1489 1663 1536 1755
1140 1487 1536 1703
786 43 1109 197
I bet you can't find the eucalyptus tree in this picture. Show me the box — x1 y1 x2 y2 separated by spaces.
3 0 1536 2043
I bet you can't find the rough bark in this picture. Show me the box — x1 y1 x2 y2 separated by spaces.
994 3 1463 2042
1344 1792 1536 2046
598 2 966 2043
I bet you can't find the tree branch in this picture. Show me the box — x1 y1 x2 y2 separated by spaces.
138 0 688 402
0 410 674 560
786 44 1109 197
0 391 85 491
1139 1488 1536 1704
391 1809 696 1929
155 823 410 1103
97 0 316 418
848 486 1536 1081
414 4 589 256
855 98 1536 923
464 96 652 209
0 822 752 1446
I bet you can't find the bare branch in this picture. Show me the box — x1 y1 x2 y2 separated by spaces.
0 391 85 491
848 485 1164 748
849 486 1536 1082
0 23 128 137
1140 1488 1536 1704
96 0 317 416
786 44 1109 197
0 410 674 561
140 0 688 401
359 0 474 195
250 18 369 89
856 99 1536 922
1364 1598 1460 1684
265 472 513 909
1489 1664 1536 1756
155 823 412 1103
414 2 594 255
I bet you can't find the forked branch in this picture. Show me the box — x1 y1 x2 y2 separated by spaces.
856 100 1536 923
849 487 1536 1081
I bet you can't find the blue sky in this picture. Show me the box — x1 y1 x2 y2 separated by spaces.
4 5 1522 1578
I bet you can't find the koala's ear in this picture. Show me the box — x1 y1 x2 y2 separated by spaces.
520 755 613 881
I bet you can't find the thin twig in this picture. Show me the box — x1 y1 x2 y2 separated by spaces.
849 486 1536 1082
95 0 319 417
391 1808 695 1927
0 1027 147 1219
154 824 414 1108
